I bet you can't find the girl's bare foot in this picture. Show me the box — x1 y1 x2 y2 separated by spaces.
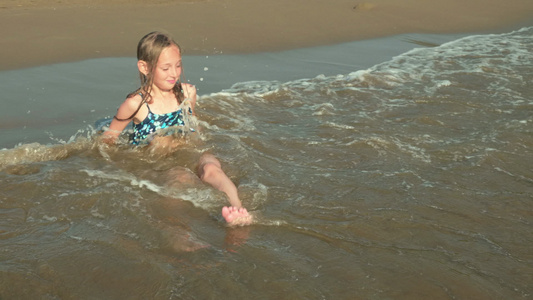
222 206 253 226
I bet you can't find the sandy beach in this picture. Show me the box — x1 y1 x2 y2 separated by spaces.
1 0 532 70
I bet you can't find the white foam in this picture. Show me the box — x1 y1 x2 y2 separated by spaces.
82 169 163 194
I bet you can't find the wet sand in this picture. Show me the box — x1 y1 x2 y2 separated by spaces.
1 0 532 70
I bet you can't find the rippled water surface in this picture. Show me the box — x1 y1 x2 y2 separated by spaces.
1 28 532 299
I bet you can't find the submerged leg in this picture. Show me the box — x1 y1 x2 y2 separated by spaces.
197 153 252 226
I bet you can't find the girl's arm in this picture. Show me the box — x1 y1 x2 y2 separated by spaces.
102 94 144 143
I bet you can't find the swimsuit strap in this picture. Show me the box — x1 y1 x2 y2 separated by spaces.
145 103 153 114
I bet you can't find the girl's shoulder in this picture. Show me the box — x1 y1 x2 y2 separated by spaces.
115 92 146 121
123 92 144 109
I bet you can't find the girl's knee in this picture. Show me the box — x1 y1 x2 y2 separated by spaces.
199 153 220 166
201 162 217 176
198 154 222 179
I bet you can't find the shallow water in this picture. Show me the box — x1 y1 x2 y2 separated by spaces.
1 28 532 299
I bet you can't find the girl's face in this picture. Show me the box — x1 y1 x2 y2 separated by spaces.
152 45 182 92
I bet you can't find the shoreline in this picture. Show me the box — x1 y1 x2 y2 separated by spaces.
0 28 523 149
1 0 533 70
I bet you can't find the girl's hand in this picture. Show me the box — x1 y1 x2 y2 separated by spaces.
182 83 197 112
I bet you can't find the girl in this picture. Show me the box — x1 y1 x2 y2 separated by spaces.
103 31 252 226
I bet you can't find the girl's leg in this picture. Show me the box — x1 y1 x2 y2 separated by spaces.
197 153 241 207
197 153 252 225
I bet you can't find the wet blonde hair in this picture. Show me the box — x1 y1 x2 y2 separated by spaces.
116 31 185 121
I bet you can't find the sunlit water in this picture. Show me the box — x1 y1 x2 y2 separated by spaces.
1 27 532 299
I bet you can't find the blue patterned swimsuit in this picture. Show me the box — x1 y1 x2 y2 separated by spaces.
131 104 188 145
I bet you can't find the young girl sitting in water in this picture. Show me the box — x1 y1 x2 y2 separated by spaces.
102 31 252 226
